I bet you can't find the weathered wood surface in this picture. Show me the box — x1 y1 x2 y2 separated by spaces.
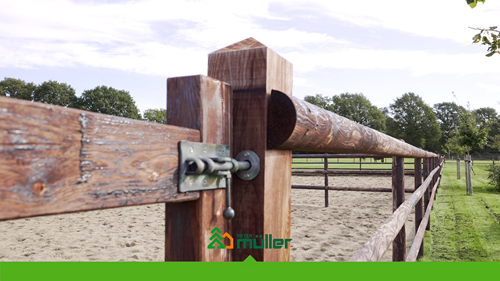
407 161 443 262
268 91 438 158
0 97 200 221
291 185 416 193
392 157 406 261
164 75 231 261
414 158 424 259
423 158 431 231
208 37 293 261
349 164 440 262
292 154 390 159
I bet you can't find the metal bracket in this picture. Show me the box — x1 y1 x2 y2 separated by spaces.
179 140 230 193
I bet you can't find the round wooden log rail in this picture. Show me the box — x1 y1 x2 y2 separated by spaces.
292 185 415 193
349 163 442 262
292 154 390 158
268 91 438 158
292 170 415 175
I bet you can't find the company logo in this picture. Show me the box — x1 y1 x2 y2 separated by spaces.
207 227 291 250
208 227 233 249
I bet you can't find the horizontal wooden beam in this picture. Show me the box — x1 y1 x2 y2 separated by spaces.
292 185 416 193
268 91 438 158
292 170 415 175
0 97 200 221
349 165 440 262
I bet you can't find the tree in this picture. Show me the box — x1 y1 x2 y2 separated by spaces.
76 86 141 120
467 0 499 57
433 102 465 150
0 77 36 100
388 93 442 151
330 93 386 132
304 93 386 132
143 108 167 124
304 94 332 111
454 109 489 153
34 80 78 107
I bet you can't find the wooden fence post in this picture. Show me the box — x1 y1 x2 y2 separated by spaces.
392 156 406 261
423 158 430 230
414 158 423 259
164 75 231 261
324 156 329 207
457 157 461 179
208 38 293 261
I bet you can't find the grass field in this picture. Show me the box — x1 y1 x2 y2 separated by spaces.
422 160 500 261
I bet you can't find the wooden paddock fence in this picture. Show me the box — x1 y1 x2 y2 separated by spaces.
1 37 442 262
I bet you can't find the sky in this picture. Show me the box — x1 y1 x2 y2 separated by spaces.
1 0 499 115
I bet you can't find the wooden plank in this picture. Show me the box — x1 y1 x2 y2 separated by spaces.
349 165 439 261
392 157 406 261
0 97 200 221
164 75 231 261
268 92 438 158
407 176 440 262
208 38 293 261
414 158 423 259
423 158 430 231
292 170 415 175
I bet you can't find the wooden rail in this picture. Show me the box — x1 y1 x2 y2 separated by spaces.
0 97 200 221
349 159 443 261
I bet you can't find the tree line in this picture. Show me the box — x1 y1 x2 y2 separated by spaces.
0 77 166 124
304 92 499 156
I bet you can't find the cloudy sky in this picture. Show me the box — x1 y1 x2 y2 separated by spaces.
1 0 499 115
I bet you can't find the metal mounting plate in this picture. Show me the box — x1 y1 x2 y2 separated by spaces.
178 140 230 192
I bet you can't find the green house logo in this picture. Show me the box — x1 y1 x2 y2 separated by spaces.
208 227 233 249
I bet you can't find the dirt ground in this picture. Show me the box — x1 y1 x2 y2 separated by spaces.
0 175 416 262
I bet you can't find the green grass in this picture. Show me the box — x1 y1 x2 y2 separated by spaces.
421 161 500 261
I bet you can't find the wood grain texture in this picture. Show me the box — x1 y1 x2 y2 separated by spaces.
268 91 438 158
350 165 440 262
423 158 431 231
292 185 416 193
165 75 231 261
392 157 406 261
407 159 443 262
0 97 200 221
208 38 293 261
414 158 423 259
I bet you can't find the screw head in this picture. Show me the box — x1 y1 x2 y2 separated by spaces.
244 152 249 157
202 180 207 185
244 174 249 178
203 147 207 153
189 179 194 185
189 147 194 153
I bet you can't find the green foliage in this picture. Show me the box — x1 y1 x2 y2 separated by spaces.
434 102 465 149
77 86 141 120
330 93 386 132
455 110 489 152
303 93 386 132
388 93 441 151
143 108 167 124
34 80 78 107
304 94 332 111
445 134 469 156
468 0 499 57
466 0 485 9
490 135 500 151
0 77 36 100
487 164 500 191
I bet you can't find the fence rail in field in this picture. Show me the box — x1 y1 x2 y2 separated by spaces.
1 37 443 262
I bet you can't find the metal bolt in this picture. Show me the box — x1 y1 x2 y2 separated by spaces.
244 152 249 157
244 174 249 179
189 147 194 153
203 180 207 185
203 147 207 153
190 179 194 185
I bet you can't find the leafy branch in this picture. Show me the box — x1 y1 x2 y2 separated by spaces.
467 0 499 57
